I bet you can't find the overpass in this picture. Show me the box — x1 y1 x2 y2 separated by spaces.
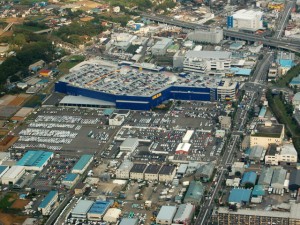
0 22 14 36
142 13 300 52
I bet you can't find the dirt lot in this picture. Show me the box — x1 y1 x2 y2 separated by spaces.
7 94 30 106
73 0 103 10
11 199 30 209
0 212 27 225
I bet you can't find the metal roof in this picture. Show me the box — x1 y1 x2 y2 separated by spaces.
64 173 79 182
184 181 204 201
0 165 9 175
258 167 273 186
241 171 257 185
16 150 53 168
159 165 176 175
252 185 265 196
145 164 161 174
177 164 188 174
271 168 287 185
228 188 252 204
130 163 147 173
185 50 231 59
2 166 25 180
119 218 138 225
156 205 177 221
173 203 194 222
196 163 215 177
38 190 58 209
88 200 111 215
72 200 94 215
120 138 139 149
72 155 93 171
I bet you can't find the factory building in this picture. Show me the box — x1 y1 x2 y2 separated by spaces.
72 200 94 218
182 130 194 143
228 9 263 30
120 138 139 152
119 218 138 225
72 154 93 174
130 163 147 180
38 190 58 215
16 150 53 171
228 188 252 208
173 203 195 225
144 164 161 181
116 160 133 179
158 165 176 182
151 38 173 56
109 114 124 126
182 51 232 75
0 165 9 180
156 205 177 225
62 173 80 189
87 201 112 221
184 181 204 205
103 208 121 223
1 166 25 185
187 28 223 44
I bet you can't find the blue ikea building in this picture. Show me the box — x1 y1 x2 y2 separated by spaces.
55 81 218 110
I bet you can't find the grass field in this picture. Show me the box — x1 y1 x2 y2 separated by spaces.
0 193 17 210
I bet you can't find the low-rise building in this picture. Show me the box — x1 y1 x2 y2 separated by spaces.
119 218 138 225
158 165 176 182
103 208 121 223
130 163 147 180
1 166 25 185
187 28 223 44
152 38 173 56
184 181 204 205
217 79 239 101
241 171 257 187
72 200 94 218
265 143 298 165
230 162 245 176
156 205 177 225
109 114 124 126
87 201 112 221
250 121 285 148
219 116 232 130
116 160 133 179
62 173 79 189
173 203 195 225
195 163 215 182
120 138 139 152
144 164 161 181
249 145 265 162
271 168 287 190
72 154 93 174
16 150 53 171
175 143 191 155
38 190 58 215
0 165 9 179
258 167 274 187
228 188 252 208
289 169 300 191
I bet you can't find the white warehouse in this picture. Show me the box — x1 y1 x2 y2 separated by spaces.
231 9 263 30
1 166 26 185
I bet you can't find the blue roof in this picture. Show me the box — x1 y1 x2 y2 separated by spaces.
72 155 93 171
228 188 252 204
290 75 300 85
258 106 267 118
0 165 8 174
231 67 252 76
64 173 79 182
184 181 204 201
103 108 114 116
279 59 293 68
88 201 111 215
17 150 53 168
38 190 58 209
230 42 243 49
252 185 265 197
241 171 257 185
244 148 251 156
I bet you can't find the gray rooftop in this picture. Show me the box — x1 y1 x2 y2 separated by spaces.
157 205 177 221
130 163 147 173
173 203 194 222
249 145 264 160
120 138 139 149
72 200 94 215
185 50 232 59
271 168 287 185
258 167 274 186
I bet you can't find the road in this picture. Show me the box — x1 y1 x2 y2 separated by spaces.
274 0 296 39
251 52 274 83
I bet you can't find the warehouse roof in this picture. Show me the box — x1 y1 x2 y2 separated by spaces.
196 163 215 178
281 143 297 156
185 50 231 59
2 166 25 180
130 163 147 173
72 155 93 171
258 167 273 186
72 200 94 215
145 164 161 174
228 188 252 204
252 185 265 197
289 169 300 186
60 95 115 107
249 146 264 160
159 165 176 175
119 218 138 225
177 164 188 174
184 181 204 201
38 190 58 209
16 150 53 168
88 201 111 215
0 165 9 175
271 168 287 185
117 160 133 171
64 173 79 182
176 143 191 153
120 138 139 149
173 203 194 222
157 205 177 221
230 67 252 76
241 171 257 185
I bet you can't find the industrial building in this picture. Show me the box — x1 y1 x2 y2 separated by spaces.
228 188 252 207
265 143 298 165
103 208 121 223
289 169 300 191
184 181 204 205
87 201 112 221
130 163 147 180
187 28 223 44
62 173 79 189
195 163 215 182
144 164 161 181
217 79 239 101
182 130 194 143
258 167 274 187
228 9 263 30
38 190 58 215
173 203 195 225
158 165 176 182
271 168 287 190
71 200 94 218
175 143 191 155
182 51 232 75
107 33 137 51
241 171 257 187
151 38 173 55
120 138 139 152
55 61 240 110
177 164 188 177
1 166 25 185
0 165 9 179
119 218 138 225
212 204 300 225
16 150 53 171
250 121 285 148
116 160 133 179
72 154 93 174
156 205 177 225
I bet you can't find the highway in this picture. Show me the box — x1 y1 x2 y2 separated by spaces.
274 0 296 39
251 52 274 83
142 13 300 52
